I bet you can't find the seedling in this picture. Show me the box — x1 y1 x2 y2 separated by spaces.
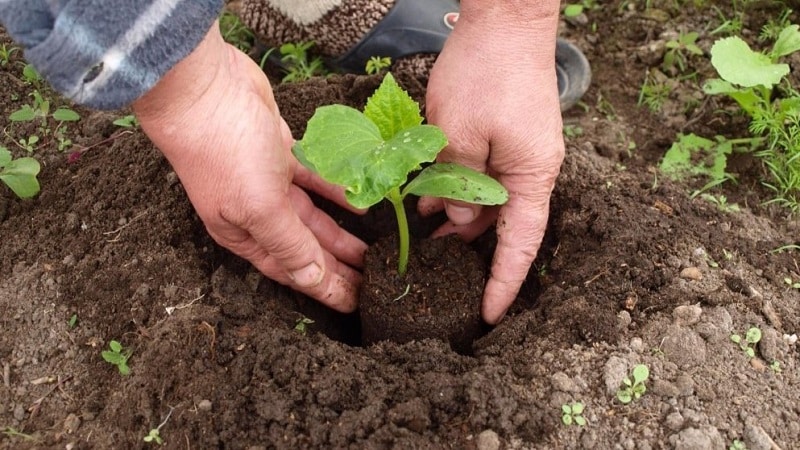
0 44 18 66
703 24 800 211
113 115 139 129
68 314 78 328
0 146 40 198
563 0 599 17
1 427 35 441
770 360 782 373
279 41 328 83
638 71 670 113
20 63 42 86
293 73 508 275
617 364 649 404
101 340 132 375
561 401 587 426
699 193 740 213
760 8 793 42
365 56 392 75
294 317 314 335
219 10 254 53
660 133 738 183
729 439 747 450
143 406 174 446
785 277 800 289
730 326 761 358
663 31 703 73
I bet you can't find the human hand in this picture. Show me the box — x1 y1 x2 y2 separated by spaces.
133 23 367 312
419 3 564 324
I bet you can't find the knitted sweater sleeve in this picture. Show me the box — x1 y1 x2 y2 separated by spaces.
0 0 224 110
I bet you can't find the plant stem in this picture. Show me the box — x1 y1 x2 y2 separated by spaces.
386 188 409 276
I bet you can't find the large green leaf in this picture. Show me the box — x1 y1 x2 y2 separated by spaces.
0 156 41 198
403 163 508 205
772 24 800 58
295 103 447 209
363 72 422 141
0 147 11 167
710 36 788 87
660 133 732 181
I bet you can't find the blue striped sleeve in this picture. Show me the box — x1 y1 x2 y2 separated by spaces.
0 0 224 110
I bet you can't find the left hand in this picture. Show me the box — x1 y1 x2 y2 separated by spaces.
418 3 565 324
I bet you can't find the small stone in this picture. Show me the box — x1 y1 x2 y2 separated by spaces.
629 337 644 352
672 426 724 450
757 327 786 363
680 267 702 281
749 358 767 372
550 372 581 393
617 310 632 329
651 380 680 398
13 403 25 421
603 356 629 396
476 430 500 450
665 412 684 431
672 304 702 326
675 374 695 397
63 413 81 433
661 326 707 368
198 399 212 412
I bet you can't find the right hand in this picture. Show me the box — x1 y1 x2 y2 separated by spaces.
133 23 367 312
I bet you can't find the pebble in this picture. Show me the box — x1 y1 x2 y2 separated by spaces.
757 327 786 363
661 326 707 368
651 379 679 398
629 337 644 353
550 372 581 393
672 304 702 326
671 426 724 450
476 430 500 450
603 356 629 396
63 413 81 433
665 412 684 431
13 403 25 421
675 374 695 397
198 399 212 412
679 267 702 281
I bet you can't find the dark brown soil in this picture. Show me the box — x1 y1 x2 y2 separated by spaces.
360 234 486 355
2 2 800 449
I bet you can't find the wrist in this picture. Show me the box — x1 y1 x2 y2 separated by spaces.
458 0 560 28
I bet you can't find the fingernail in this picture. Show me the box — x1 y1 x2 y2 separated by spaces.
290 262 324 287
445 204 476 225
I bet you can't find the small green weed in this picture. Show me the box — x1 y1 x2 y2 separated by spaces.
617 364 649 404
8 90 80 154
1 427 36 441
663 31 703 73
101 340 132 375
563 124 584 139
638 71 671 113
769 360 782 373
279 41 328 83
760 8 793 42
20 63 42 87
698 193 740 213
143 406 174 446
0 44 18 66
365 56 392 75
68 314 78 328
0 146 40 198
730 326 761 358
730 439 748 450
294 317 314 335
785 277 800 289
563 0 600 17
219 10 254 53
113 115 140 129
561 401 587 426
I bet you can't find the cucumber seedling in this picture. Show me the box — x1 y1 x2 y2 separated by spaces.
0 146 40 198
293 73 508 275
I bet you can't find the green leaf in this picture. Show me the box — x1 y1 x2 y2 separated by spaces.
632 364 650 383
109 340 122 352
563 4 584 17
52 108 80 122
0 157 40 198
118 363 130 376
660 133 733 181
617 390 632 404
710 36 788 87
772 24 800 58
9 105 36 122
0 147 11 167
296 104 447 209
571 402 584 415
402 163 508 205
562 414 573 425
363 73 422 141
745 327 762 344
574 416 587 426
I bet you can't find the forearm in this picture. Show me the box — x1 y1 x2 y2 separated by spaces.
0 0 224 110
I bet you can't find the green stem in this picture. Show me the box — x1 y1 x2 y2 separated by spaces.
386 188 409 276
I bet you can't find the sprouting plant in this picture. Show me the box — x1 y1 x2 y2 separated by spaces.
785 277 800 289
759 8 793 42
68 314 78 328
730 326 761 358
617 364 649 404
561 402 587 426
279 41 328 83
101 340 132 375
563 0 599 17
663 31 704 73
563 124 583 139
769 360 782 373
365 56 392 75
20 63 42 86
1 427 36 441
143 406 174 446
294 73 508 275
638 71 671 113
0 146 40 198
0 44 18 66
699 193 740 213
294 317 314 335
660 133 739 184
703 24 800 211
729 439 748 450
113 114 140 129
219 10 254 53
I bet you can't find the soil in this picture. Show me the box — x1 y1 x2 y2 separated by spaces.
2 2 800 449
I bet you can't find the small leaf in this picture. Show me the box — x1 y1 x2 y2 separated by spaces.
574 416 587 426
110 340 122 352
571 402 584 415
772 24 800 58
730 334 742 344
52 108 80 122
710 36 788 87
0 157 40 198
563 4 584 17
632 364 650 383
745 348 755 358
617 390 632 404
745 327 762 344
363 73 422 141
402 163 508 205
9 105 36 122
118 363 130 376
562 414 573 426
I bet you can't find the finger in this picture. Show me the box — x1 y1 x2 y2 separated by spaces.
430 206 500 242
287 184 367 268
293 162 367 215
417 195 444 217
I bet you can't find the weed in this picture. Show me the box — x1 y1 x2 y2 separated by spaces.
617 364 649 404
365 56 392 75
563 0 600 17
294 317 314 334
279 42 328 83
101 340 132 375
0 44 18 66
113 115 140 129
294 73 507 275
760 8 793 42
143 406 174 446
20 63 42 87
699 193 740 213
219 10 254 53
1 427 36 441
8 90 80 154
0 146 40 198
563 124 584 139
561 402 587 426
729 439 747 450
730 326 761 358
785 277 800 289
68 314 78 328
770 244 800 254
663 31 703 73
638 71 670 113
770 360 782 373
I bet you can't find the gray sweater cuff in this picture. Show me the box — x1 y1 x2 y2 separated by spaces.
0 0 224 110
